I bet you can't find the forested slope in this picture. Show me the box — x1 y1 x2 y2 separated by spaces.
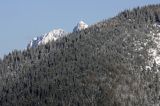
1 4 160 106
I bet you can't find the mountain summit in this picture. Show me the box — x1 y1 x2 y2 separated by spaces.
73 21 88 32
27 29 67 48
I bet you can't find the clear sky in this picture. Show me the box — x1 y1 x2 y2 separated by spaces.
0 0 160 58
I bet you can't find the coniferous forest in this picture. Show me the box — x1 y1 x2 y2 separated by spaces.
1 4 160 106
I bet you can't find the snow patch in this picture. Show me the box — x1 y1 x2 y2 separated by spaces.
147 25 160 67
153 23 160 28
145 66 151 70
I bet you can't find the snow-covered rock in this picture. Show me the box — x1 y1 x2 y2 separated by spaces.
73 21 88 32
28 21 88 48
27 37 43 48
40 29 67 44
27 29 67 48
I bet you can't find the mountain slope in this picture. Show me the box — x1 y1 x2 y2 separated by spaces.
1 4 160 106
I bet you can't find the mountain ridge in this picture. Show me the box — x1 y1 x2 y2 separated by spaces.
27 21 88 48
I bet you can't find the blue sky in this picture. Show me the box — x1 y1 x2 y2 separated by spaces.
0 0 160 57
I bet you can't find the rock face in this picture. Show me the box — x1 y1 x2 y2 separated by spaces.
40 29 67 45
27 36 43 48
27 29 67 48
73 21 88 32
27 21 88 48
